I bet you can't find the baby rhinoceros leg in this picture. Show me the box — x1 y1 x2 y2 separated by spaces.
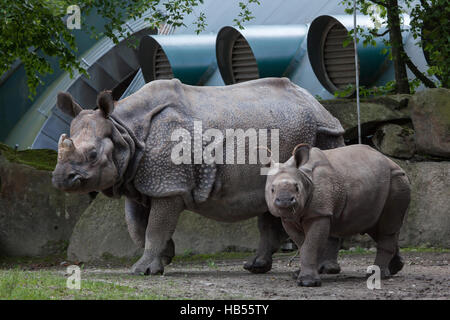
291 235 341 279
367 171 410 278
131 196 183 275
284 217 331 287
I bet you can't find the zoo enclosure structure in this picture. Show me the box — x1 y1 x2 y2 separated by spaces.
0 0 430 151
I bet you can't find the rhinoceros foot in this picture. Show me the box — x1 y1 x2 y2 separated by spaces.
131 253 164 276
297 274 322 287
318 261 341 274
243 256 272 274
291 261 341 279
388 254 404 275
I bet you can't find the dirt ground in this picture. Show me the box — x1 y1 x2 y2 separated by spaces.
71 251 449 300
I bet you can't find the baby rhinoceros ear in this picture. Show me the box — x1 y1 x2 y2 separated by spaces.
97 90 115 118
293 144 311 168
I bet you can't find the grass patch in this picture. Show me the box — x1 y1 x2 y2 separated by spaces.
0 143 57 171
0 269 168 300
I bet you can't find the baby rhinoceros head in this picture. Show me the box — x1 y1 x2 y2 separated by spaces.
265 144 313 221
52 91 119 193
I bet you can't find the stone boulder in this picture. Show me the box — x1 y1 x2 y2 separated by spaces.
67 195 142 262
0 144 91 257
322 95 412 140
67 194 259 262
410 88 450 158
394 160 450 247
372 123 415 159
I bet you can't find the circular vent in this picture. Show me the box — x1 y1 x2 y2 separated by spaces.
216 26 260 85
154 45 174 80
231 35 259 83
323 23 356 90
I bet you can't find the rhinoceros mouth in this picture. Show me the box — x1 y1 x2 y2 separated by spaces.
52 171 87 192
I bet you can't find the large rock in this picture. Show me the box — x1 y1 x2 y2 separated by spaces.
67 194 259 262
0 144 91 257
372 123 415 159
410 88 450 158
395 160 450 247
322 95 412 140
67 195 142 262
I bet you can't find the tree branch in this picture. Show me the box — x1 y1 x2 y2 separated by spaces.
371 0 387 7
403 52 437 88
369 29 390 37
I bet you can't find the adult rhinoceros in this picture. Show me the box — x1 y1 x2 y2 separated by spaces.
52 77 345 275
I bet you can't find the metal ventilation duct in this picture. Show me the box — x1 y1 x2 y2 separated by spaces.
230 34 259 83
308 15 393 97
138 34 217 85
216 25 308 85
154 45 174 79
323 22 356 90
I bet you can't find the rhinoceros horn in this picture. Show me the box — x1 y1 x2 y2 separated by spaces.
58 134 75 160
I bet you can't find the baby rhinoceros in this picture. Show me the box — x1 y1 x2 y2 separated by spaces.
265 144 411 287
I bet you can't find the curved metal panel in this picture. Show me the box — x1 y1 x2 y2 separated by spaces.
216 25 308 85
138 34 217 85
307 15 399 96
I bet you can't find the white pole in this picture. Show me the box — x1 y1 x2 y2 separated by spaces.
354 0 362 144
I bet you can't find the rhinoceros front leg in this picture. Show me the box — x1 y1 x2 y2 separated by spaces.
295 217 331 287
131 196 184 275
125 198 150 248
244 212 288 274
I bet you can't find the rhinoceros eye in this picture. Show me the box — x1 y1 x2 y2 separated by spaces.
88 150 97 161
295 184 299 192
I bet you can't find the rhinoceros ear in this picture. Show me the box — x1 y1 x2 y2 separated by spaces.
57 92 83 117
293 144 311 168
97 90 114 118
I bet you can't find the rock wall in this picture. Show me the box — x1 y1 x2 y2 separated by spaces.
0 145 91 257
67 194 259 262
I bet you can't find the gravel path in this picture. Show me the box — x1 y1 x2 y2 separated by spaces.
79 251 450 300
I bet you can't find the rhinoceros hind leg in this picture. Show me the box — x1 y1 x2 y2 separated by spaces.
244 212 288 274
388 247 404 275
371 172 410 277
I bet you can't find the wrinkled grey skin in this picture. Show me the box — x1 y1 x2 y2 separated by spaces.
52 77 346 275
265 144 411 287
